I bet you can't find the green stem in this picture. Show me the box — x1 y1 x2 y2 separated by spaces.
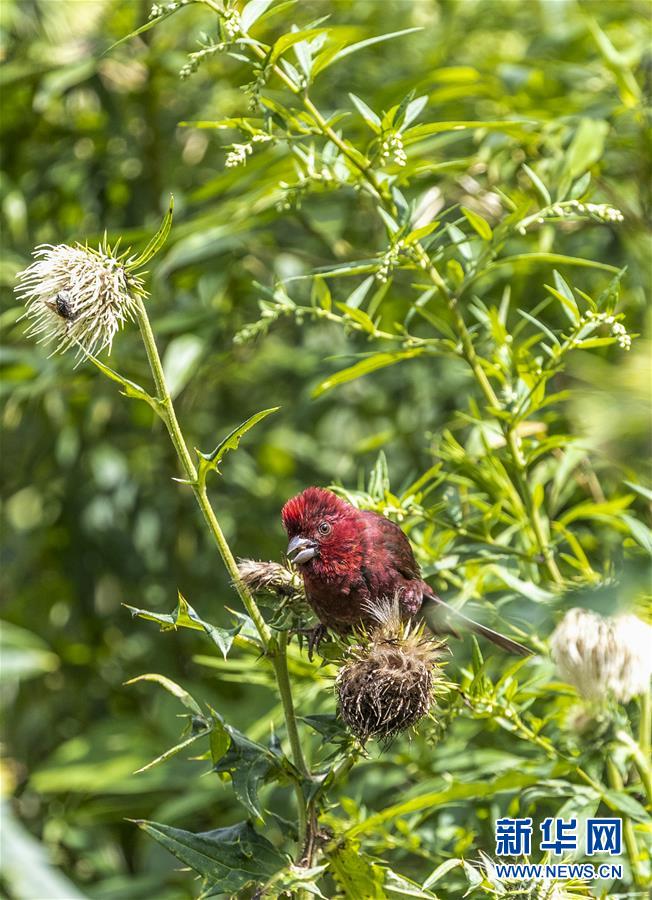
274 631 310 778
131 298 316 793
640 689 651 760
617 726 652 807
606 758 643 887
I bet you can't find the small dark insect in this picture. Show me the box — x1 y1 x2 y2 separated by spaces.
46 291 78 321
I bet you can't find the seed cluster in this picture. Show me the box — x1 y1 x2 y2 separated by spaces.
15 243 145 357
551 608 652 703
336 604 445 742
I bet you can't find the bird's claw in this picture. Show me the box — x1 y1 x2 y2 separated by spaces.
292 624 329 661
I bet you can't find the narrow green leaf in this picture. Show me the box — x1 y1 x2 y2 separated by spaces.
125 672 203 717
522 163 551 206
311 276 331 310
334 303 376 333
624 481 652 502
552 270 579 323
485 253 618 275
134 731 208 774
558 494 634 526
240 0 274 33
349 93 381 131
105 9 178 53
516 309 560 346
344 276 374 309
461 206 492 240
128 196 174 270
313 349 423 397
269 28 330 65
87 355 160 413
321 27 423 71
403 120 533 145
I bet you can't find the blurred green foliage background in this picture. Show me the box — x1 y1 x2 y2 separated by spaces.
1 1 650 897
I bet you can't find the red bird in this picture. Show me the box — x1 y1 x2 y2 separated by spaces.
282 487 530 656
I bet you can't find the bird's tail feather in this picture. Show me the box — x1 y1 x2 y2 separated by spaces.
421 593 531 657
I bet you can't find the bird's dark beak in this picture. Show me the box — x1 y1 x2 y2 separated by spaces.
287 535 317 565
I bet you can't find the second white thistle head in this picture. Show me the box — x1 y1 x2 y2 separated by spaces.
551 607 652 703
15 242 146 357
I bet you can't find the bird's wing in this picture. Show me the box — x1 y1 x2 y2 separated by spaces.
360 511 421 580
421 592 531 657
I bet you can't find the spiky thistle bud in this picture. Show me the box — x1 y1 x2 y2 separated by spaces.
15 242 146 357
551 608 652 703
336 598 446 741
236 558 303 599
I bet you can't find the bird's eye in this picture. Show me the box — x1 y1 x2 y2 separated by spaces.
318 521 331 535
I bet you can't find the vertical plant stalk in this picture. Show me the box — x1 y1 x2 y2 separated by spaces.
132 297 310 791
235 28 563 586
640 689 651 760
606 758 643 886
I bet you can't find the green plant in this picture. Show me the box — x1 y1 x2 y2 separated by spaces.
6 1 651 897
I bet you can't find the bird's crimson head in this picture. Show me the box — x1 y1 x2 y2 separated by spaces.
281 487 361 574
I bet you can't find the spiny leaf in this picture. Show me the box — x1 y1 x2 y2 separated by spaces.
131 820 286 895
87 355 160 413
124 593 242 659
212 723 286 819
197 407 279 481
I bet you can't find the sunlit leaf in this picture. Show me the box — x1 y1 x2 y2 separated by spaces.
313 349 424 397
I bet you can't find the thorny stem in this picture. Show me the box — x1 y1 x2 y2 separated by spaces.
132 297 311 800
606 758 644 887
235 25 563 586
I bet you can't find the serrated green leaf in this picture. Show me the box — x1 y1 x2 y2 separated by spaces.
132 819 285 894
213 724 285 819
124 593 242 659
197 407 279 481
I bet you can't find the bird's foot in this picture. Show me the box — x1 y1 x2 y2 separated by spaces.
292 624 329 661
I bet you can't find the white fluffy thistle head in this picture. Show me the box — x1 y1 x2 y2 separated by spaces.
551 607 652 703
15 242 146 357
